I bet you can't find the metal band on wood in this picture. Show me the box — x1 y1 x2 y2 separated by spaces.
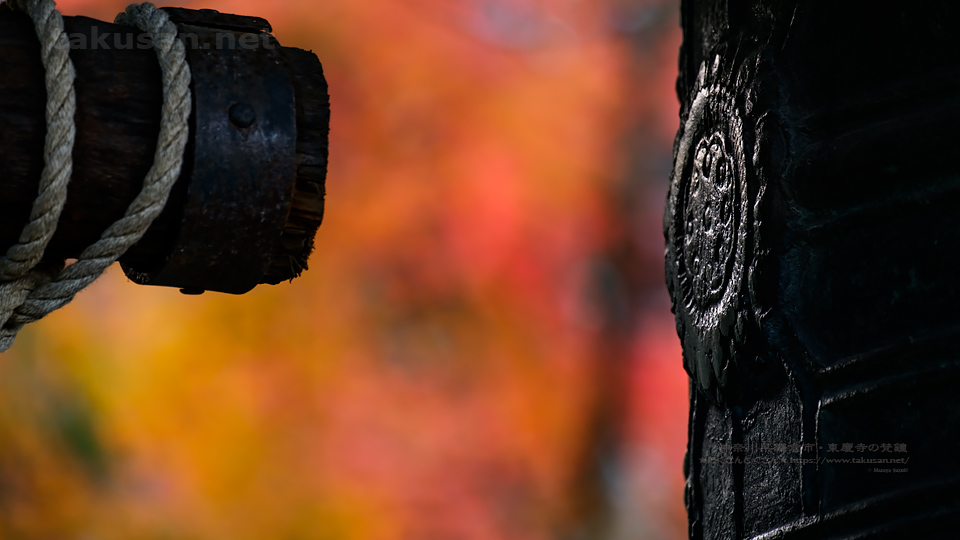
120 8 297 295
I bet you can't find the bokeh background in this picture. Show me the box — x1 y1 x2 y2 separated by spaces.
0 0 685 538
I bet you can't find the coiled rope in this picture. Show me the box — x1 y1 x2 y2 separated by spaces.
0 1 191 352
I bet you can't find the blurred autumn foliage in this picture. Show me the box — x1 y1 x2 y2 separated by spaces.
0 0 686 538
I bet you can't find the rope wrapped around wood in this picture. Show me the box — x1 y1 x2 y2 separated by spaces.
0 1 191 352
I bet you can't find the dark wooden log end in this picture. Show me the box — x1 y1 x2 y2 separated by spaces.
263 47 329 285
0 8 330 293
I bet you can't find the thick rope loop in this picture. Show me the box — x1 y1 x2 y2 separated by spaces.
0 1 192 351
0 0 74 281
0 0 75 349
